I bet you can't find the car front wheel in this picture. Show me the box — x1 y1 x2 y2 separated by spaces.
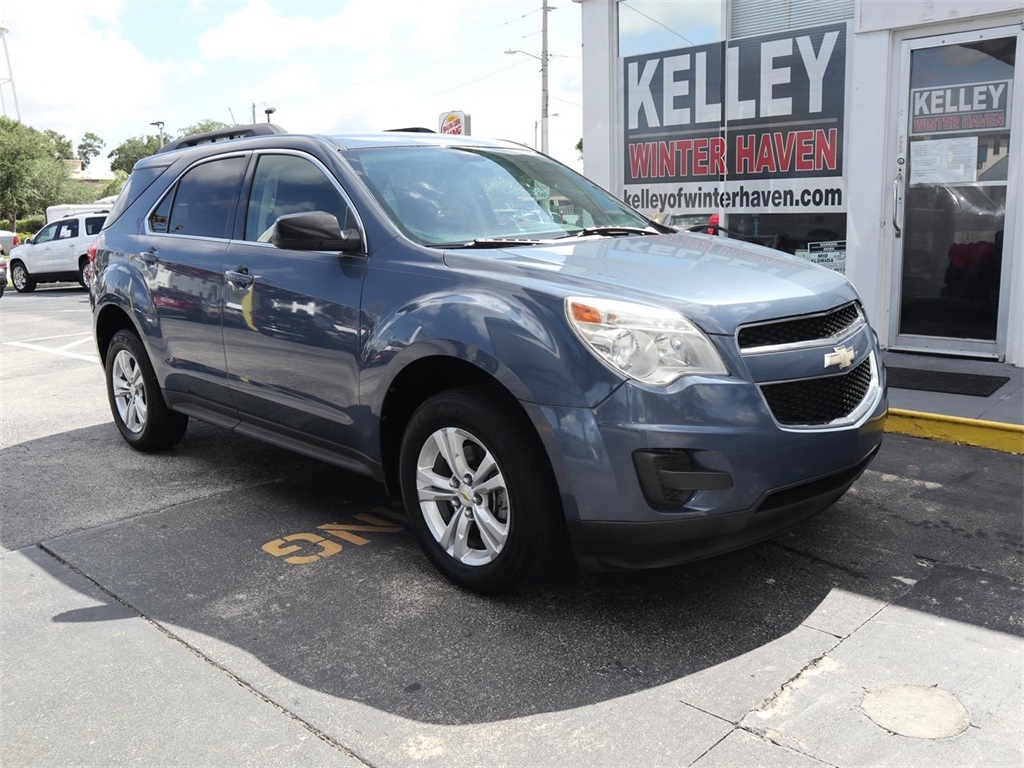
105 329 188 451
399 385 563 594
10 262 35 293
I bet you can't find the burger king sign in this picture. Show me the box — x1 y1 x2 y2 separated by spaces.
439 111 471 135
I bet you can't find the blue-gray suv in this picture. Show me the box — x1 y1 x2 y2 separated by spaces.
90 124 887 593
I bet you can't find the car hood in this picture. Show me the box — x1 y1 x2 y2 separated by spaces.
442 231 858 335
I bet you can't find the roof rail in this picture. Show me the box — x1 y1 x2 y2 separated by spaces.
385 127 435 133
158 123 287 153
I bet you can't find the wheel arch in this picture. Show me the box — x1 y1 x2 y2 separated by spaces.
94 302 138 366
379 356 538 495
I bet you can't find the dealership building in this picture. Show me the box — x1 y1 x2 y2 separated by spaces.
579 0 1022 366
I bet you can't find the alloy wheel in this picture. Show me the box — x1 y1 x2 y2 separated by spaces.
414 426 510 566
111 349 148 434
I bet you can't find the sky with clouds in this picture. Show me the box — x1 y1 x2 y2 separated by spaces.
0 0 720 176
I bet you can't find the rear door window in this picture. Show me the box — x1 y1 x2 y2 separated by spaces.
56 220 80 239
166 156 247 239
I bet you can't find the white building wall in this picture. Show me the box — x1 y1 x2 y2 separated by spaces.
857 0 1023 32
580 0 1023 364
847 3 1023 364
580 0 619 193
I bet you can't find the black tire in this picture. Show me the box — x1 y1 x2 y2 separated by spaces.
104 329 188 451
10 261 35 293
399 385 563 594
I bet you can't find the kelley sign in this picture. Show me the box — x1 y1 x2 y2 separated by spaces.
622 23 848 214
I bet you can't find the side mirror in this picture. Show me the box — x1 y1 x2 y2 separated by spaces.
269 211 363 254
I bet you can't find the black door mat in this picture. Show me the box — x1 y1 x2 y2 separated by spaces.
886 367 1009 397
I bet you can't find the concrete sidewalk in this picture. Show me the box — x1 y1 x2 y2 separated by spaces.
882 350 1024 454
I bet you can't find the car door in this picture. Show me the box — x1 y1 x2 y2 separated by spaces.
142 154 247 413
222 150 367 450
22 221 62 275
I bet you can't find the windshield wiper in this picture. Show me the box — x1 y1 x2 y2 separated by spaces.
441 238 545 249
556 226 658 239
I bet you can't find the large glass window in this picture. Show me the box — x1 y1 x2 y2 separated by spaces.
898 37 1014 342
244 154 351 242
55 220 79 239
346 146 653 246
32 223 58 244
166 157 246 239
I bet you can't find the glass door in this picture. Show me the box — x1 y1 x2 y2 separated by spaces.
891 27 1019 357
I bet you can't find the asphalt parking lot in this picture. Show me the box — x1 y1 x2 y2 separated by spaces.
2 286 1022 767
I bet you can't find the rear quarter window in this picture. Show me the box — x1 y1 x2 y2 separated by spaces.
102 164 173 229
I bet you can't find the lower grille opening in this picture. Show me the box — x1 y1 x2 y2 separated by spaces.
756 448 877 514
760 356 873 426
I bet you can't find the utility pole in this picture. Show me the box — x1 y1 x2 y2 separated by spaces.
540 0 550 155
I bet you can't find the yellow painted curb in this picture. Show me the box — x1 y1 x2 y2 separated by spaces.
885 408 1024 454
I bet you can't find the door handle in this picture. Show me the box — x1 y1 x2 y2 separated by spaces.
892 168 903 240
139 247 159 264
225 266 254 287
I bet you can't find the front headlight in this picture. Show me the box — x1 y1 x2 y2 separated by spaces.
566 296 727 386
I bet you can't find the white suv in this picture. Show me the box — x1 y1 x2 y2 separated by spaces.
8 211 108 292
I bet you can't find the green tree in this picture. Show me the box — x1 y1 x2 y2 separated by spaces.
108 135 162 174
77 132 105 169
0 118 76 227
176 120 230 138
101 170 129 199
575 137 583 161
41 129 74 160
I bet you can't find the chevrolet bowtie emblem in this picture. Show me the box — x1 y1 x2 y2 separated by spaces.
824 345 856 369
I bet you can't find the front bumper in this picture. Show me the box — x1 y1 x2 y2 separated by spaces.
566 443 879 571
522 337 887 573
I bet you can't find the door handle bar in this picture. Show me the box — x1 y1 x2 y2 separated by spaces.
892 169 903 240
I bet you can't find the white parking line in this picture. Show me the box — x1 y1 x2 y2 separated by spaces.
2 333 99 363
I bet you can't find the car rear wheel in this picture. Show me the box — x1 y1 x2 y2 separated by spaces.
399 385 563 594
105 329 188 451
78 256 91 288
11 262 35 293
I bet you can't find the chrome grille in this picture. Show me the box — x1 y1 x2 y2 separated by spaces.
738 302 861 350
760 357 873 426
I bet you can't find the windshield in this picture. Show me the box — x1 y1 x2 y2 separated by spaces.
343 145 654 246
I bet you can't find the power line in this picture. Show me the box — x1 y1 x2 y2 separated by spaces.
619 1 695 46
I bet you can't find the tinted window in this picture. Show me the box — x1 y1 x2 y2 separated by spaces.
167 156 246 239
85 217 106 236
244 154 351 242
149 193 172 233
56 220 79 239
103 163 173 229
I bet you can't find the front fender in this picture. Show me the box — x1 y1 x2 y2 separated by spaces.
359 281 623 414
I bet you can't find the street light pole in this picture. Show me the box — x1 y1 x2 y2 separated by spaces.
535 113 559 151
149 121 165 148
